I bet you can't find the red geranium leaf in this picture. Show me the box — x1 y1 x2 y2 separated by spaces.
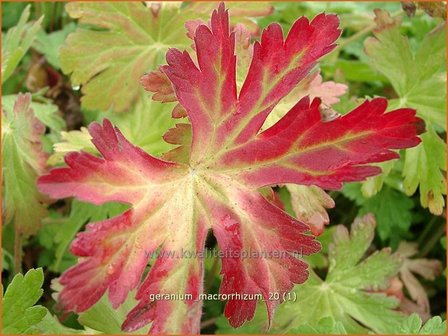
38 3 423 334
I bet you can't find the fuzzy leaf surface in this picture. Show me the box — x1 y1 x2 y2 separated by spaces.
39 4 422 334
2 93 49 236
143 23 347 236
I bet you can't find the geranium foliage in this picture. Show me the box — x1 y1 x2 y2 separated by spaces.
364 9 446 214
2 94 48 237
37 4 424 333
60 1 272 113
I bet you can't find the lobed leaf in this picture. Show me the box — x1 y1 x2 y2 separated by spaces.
403 125 446 215
60 1 272 113
1 5 42 84
398 313 447 335
39 4 423 333
2 268 46 334
2 93 49 236
2 94 65 133
395 242 442 315
364 9 446 214
60 2 192 112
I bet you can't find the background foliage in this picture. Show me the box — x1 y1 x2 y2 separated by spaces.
1 1 446 334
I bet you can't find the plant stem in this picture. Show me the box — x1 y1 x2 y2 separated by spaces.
200 317 217 330
14 227 22 274
417 216 438 245
336 10 404 51
205 255 220 293
419 220 445 257
337 22 377 51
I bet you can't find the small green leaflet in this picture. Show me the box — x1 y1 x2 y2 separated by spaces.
2 268 47 334
1 5 42 84
364 9 446 214
2 268 82 334
403 124 446 216
343 183 414 242
397 314 446 335
360 160 395 198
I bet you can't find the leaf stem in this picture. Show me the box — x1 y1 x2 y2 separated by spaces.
417 216 438 245
14 227 22 274
200 317 217 330
205 254 220 293
336 10 404 51
418 219 445 257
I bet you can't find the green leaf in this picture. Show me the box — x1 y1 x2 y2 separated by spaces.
2 268 83 334
1 268 46 334
2 94 65 132
59 2 272 113
365 12 446 130
78 291 149 334
32 312 84 335
364 10 446 214
403 124 446 215
1 5 42 84
360 160 395 198
33 23 77 69
321 59 389 83
2 93 49 236
59 2 192 113
289 317 348 334
105 93 176 156
343 183 414 241
397 314 446 334
280 215 405 334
